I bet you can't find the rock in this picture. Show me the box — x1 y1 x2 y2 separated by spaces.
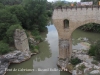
90 70 100 74
0 49 33 75
78 37 88 41
72 70 77 75
14 29 31 55
57 59 68 71
83 38 88 41
29 38 37 45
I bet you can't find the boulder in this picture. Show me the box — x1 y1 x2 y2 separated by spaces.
90 70 100 74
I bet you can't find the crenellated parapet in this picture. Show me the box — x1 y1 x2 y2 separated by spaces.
55 5 100 10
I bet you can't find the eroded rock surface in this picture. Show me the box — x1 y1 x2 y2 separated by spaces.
0 50 32 75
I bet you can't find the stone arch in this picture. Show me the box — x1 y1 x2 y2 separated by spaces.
69 21 100 58
63 19 69 29
70 20 100 35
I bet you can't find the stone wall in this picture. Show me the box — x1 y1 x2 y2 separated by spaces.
52 7 100 60
52 7 100 39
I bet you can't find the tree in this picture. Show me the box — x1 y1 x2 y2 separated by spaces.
0 9 19 40
0 3 5 9
79 23 100 33
0 9 19 25
24 0 48 31
0 41 11 54
6 24 22 45
0 0 23 5
8 5 28 29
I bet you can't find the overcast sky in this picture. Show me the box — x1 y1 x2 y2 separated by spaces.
47 0 81 2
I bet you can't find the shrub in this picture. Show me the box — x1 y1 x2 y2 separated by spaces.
88 40 100 61
35 35 43 42
95 40 100 61
6 24 22 45
70 57 81 65
78 64 86 71
31 30 39 36
88 45 96 56
0 41 11 54
29 42 39 53
91 60 98 65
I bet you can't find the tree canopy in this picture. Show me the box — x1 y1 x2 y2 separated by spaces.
0 0 49 54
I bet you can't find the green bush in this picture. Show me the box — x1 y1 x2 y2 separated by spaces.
47 10 52 17
88 40 100 61
78 64 86 71
31 30 39 36
35 35 43 42
6 24 22 44
70 57 81 65
95 40 100 61
91 60 98 65
88 45 96 56
0 42 11 54
79 23 100 33
29 43 39 53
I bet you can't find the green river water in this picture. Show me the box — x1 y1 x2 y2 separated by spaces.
5 23 100 75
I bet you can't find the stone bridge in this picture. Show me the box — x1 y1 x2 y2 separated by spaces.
52 6 100 61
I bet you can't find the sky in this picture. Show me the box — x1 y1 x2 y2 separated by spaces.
47 0 81 2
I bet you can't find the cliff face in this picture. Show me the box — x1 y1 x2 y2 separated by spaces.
0 29 33 75
14 29 31 55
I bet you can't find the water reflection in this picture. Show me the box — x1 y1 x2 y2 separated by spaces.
6 24 71 75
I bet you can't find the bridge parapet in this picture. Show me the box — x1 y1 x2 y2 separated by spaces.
55 5 100 10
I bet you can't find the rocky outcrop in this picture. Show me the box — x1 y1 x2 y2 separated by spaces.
72 62 100 75
90 70 100 74
14 29 31 55
0 29 36 75
57 59 68 71
0 50 33 75
0 28 41 75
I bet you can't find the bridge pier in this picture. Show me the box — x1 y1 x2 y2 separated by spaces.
57 38 72 70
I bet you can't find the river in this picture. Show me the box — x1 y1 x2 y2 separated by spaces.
5 23 100 75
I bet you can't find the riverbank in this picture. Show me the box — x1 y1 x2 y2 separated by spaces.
5 25 100 75
71 38 100 75
0 50 38 75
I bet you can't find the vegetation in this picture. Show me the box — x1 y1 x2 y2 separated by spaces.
6 24 22 45
78 64 86 71
0 0 23 5
0 41 11 54
88 45 96 56
0 0 49 54
91 60 99 65
79 23 100 33
29 43 39 53
88 40 100 61
70 57 82 65
95 40 100 61
35 35 43 42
